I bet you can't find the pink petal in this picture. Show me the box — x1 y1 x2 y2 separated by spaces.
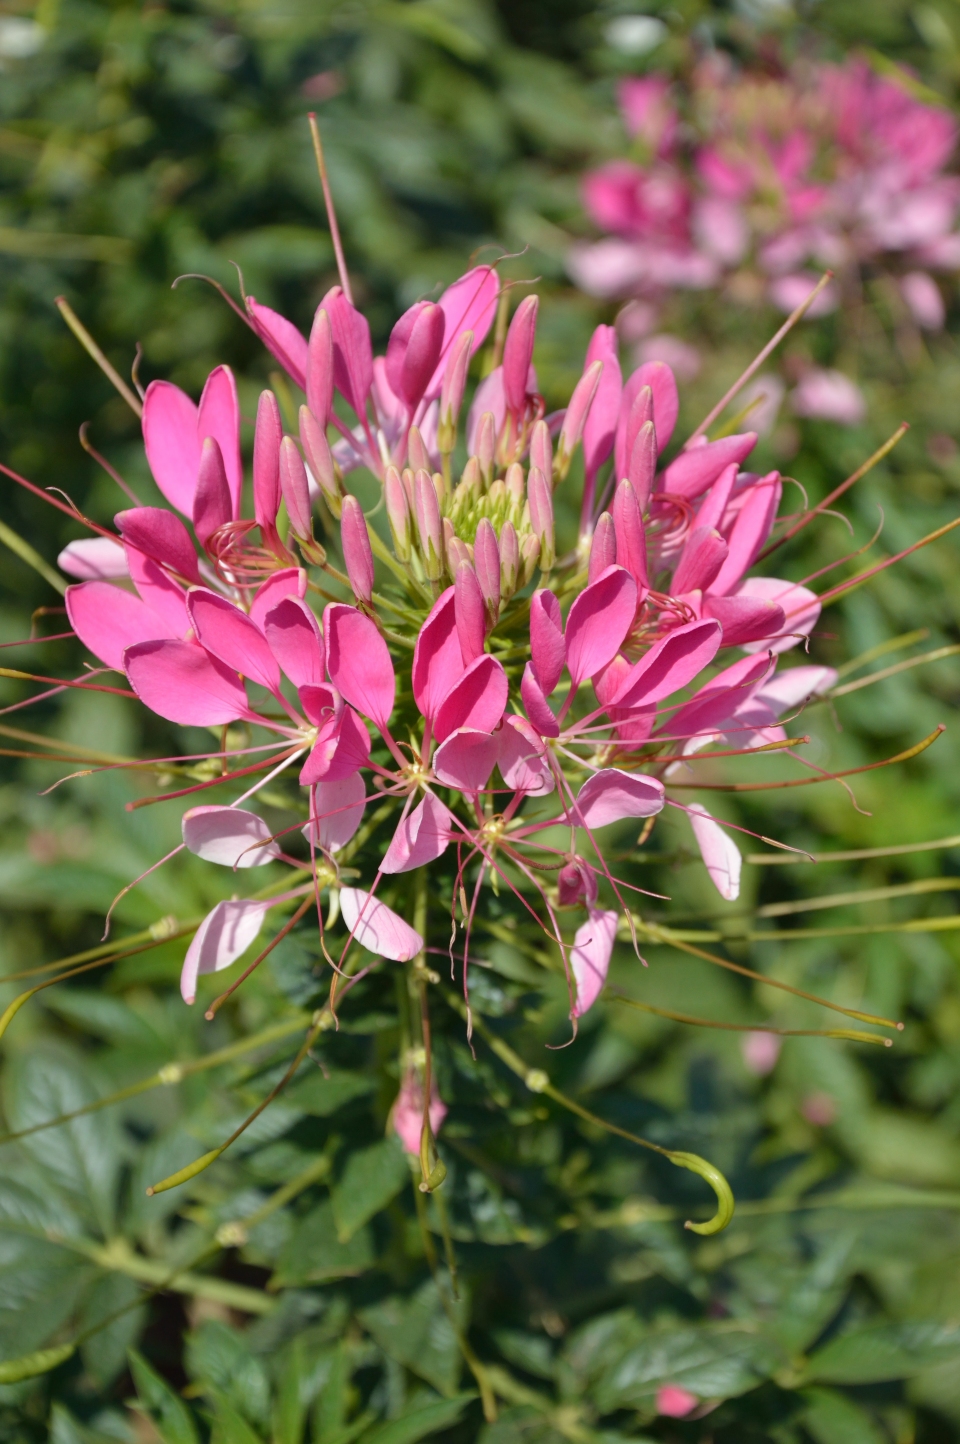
571 909 618 1016
564 567 638 688
142 380 201 516
433 654 508 743
433 727 500 793
182 805 281 867
521 663 560 739
339 888 423 961
688 804 741 900
324 604 396 731
198 366 242 518
710 472 782 595
530 589 565 696
671 527 729 595
249 568 307 629
412 588 463 723
393 1072 447 1155
454 563 486 664
574 768 664 828
125 638 249 725
582 324 622 483
193 438 233 549
664 651 775 740
187 589 281 695
253 390 283 535
380 792 453 873
321 286 374 420
755 665 837 714
180 898 271 1004
126 549 191 636
246 297 309 389
702 593 785 646
610 619 722 709
656 1386 698 1419
66 581 172 671
466 367 505 454
263 597 324 688
614 361 678 478
612 480 649 591
58 537 129 580
692 462 738 532
304 774 367 852
737 578 820 654
662 433 757 500
426 265 500 400
115 507 200 583
299 689 371 784
498 714 555 795
386 301 445 410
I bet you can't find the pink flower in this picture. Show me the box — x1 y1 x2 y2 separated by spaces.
901 270 945 330
656 1385 698 1418
741 1032 782 1075
392 1071 447 1155
790 369 867 425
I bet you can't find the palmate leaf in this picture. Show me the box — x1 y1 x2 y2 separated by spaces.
330 1137 410 1242
271 1201 375 1287
591 1321 787 1410
803 1319 960 1384
360 1277 469 1398
184 1321 271 1428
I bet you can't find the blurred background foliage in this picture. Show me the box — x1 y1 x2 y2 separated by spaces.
5 1 960 1442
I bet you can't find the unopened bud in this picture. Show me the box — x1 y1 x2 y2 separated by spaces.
299 405 339 517
387 301 445 411
629 419 657 510
588 511 617 583
432 469 447 505
279 435 312 541
340 494 374 604
253 390 283 537
306 307 333 427
455 561 486 663
461 456 481 494
624 385 654 472
385 465 411 562
520 532 541 586
447 532 472 574
408 425 430 475
414 469 443 580
477 412 496 488
527 465 555 571
474 517 501 628
505 463 525 507
438 329 473 454
529 419 552 485
503 295 538 417
557 359 603 479
499 520 519 597
401 467 416 511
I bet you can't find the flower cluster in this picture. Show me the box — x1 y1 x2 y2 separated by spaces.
56 261 843 1166
571 57 959 420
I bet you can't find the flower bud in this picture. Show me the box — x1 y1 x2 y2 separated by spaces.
307 307 333 427
387 301 445 411
460 456 481 494
340 494 374 604
414 469 443 580
408 425 430 475
194 437 232 550
505 463 525 507
385 465 411 562
612 478 648 591
438 329 473 454
527 465 555 571
477 411 496 488
299 405 339 517
520 532 541 586
623 385 654 476
629 419 657 510
401 467 416 511
557 359 603 479
499 520 519 597
432 469 447 505
279 435 312 541
588 511 617 583
503 295 538 416
253 390 283 537
474 517 501 628
529 419 552 486
455 562 486 663
447 532 472 574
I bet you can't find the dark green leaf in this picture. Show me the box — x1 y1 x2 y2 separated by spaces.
128 1347 200 1444
805 1320 960 1384
360 1393 476 1444
801 1387 886 1444
360 1278 467 1397
272 1201 375 1287
286 1068 376 1117
184 1321 271 1427
331 1137 409 1242
593 1323 786 1409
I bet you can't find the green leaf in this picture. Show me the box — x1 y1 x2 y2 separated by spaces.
286 1068 376 1118
272 1335 308 1444
359 1393 476 1444
79 1273 144 1389
210 1389 266 1444
493 1331 555 1381
185 1321 271 1427
770 1231 857 1354
801 1387 886 1444
593 1323 786 1409
805 1320 960 1384
331 1137 409 1242
272 1201 374 1286
359 1278 467 1397
0 1232 90 1359
128 1348 200 1444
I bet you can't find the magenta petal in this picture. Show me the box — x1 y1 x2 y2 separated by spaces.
187 589 282 695
612 480 649 591
249 568 307 629
755 666 837 714
321 286 374 420
126 549 191 637
386 300 445 410
433 653 508 743
710 472 782 595
703 593 785 646
614 361 678 477
664 651 775 740
564 567 637 688
412 589 462 723
193 438 233 549
671 526 729 595
246 297 309 389
737 578 820 655
393 1071 447 1155
521 663 560 739
692 462 738 533
433 727 500 793
662 433 758 500
182 806 280 867
299 696 371 784
339 888 423 961
571 909 618 1016
253 390 283 535
454 563 486 664
324 604 396 731
263 597 325 688
381 792 453 873
574 768 664 828
610 619 722 709
530 590 565 696
582 324 622 482
125 638 249 725
58 537 129 580
180 898 271 1003
142 380 201 516
427 265 500 400
115 507 200 583
66 581 172 671
198 365 242 518
498 714 555 795
304 774 366 853
688 804 741 900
